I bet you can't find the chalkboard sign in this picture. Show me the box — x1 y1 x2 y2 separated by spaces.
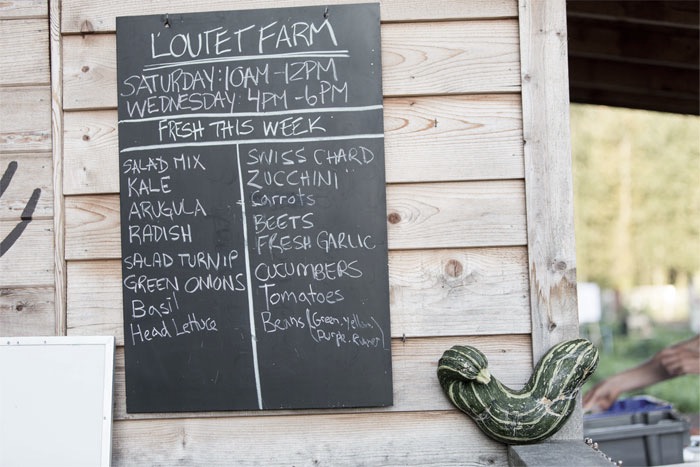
116 3 392 412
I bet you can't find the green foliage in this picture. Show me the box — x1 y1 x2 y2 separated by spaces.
571 105 700 289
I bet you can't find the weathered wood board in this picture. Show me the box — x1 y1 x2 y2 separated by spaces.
0 8 55 336
0 1 47 19
111 411 508 466
0 19 49 85
61 0 518 33
0 153 53 221
0 86 52 151
0 286 55 335
0 219 54 287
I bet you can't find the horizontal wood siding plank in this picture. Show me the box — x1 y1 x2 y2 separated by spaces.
0 18 49 85
385 95 524 183
387 181 526 250
63 95 524 194
63 110 118 194
61 0 518 33
108 335 531 420
111 410 509 466
62 20 520 110
0 0 47 19
0 153 53 221
67 247 530 342
0 86 51 151
570 86 699 116
381 20 520 96
0 285 55 335
0 219 53 287
390 247 530 336
64 195 120 259
62 33 113 110
64 182 526 259
66 260 122 338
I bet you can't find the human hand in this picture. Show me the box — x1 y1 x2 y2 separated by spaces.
582 378 621 413
658 345 700 377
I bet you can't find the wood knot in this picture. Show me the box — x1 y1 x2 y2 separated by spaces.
82 134 90 141
80 20 94 34
387 212 401 224
81 65 90 73
553 260 567 271
15 303 24 312
445 259 463 278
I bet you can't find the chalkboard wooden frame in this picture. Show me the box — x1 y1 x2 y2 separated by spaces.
0 336 115 467
116 3 392 413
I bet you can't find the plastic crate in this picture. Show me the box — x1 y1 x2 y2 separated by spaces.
584 396 690 466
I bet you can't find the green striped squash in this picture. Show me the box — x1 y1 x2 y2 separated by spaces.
437 338 599 444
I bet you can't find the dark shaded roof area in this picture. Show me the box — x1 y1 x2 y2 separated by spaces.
567 1 699 115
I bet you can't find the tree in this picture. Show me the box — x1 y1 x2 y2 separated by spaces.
571 104 700 290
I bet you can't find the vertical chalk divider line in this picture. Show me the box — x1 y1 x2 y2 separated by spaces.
235 143 263 410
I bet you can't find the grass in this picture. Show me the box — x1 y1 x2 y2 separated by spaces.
581 324 700 414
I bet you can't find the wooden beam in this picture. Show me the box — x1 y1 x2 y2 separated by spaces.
567 1 700 29
570 87 700 116
568 15 699 69
569 56 699 99
566 2 699 114
568 56 699 115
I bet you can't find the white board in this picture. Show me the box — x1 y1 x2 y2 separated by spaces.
0 336 115 467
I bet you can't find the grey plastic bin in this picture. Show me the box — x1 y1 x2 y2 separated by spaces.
584 397 690 466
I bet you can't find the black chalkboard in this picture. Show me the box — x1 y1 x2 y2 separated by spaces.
116 4 391 412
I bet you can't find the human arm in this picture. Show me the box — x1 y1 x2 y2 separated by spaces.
582 335 699 413
582 359 668 413
656 335 700 377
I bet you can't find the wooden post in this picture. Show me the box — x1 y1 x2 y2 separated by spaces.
519 0 581 438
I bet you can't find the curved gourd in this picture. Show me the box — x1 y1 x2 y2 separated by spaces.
438 338 599 444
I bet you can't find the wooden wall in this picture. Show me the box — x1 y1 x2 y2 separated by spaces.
4 0 579 464
0 0 56 335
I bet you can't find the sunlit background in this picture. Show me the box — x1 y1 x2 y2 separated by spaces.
571 103 700 414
